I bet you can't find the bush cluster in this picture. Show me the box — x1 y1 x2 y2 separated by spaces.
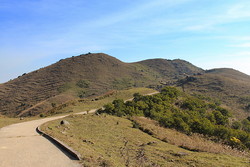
76 80 89 88
98 87 250 150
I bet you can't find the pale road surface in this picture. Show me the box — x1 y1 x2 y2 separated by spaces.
0 91 159 167
0 115 83 167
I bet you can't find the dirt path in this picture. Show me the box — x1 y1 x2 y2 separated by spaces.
0 116 82 167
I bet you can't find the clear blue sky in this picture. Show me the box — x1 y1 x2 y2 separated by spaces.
1 0 250 83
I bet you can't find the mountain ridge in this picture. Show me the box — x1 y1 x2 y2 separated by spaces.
0 53 249 118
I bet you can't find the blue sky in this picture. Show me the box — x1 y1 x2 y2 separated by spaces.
1 0 250 83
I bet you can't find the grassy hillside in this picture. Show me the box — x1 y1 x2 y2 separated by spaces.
99 87 250 150
0 53 249 119
0 53 201 117
178 68 250 119
39 85 250 166
0 88 155 129
0 114 37 129
0 114 23 129
42 87 156 117
41 114 249 167
137 58 203 83
132 117 247 157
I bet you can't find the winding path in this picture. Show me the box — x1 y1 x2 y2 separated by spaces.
0 91 159 167
0 116 82 167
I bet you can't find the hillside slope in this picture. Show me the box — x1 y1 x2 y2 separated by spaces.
137 58 203 81
0 53 201 117
42 114 249 167
179 68 250 118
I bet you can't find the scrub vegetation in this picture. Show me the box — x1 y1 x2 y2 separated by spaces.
99 87 250 150
41 86 250 166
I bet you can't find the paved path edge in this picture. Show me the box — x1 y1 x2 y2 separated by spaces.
36 126 82 161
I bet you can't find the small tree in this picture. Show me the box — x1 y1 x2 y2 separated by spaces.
133 93 143 102
51 102 57 108
232 121 242 130
103 103 115 114
112 99 125 116
161 87 180 99
213 111 228 125
78 90 86 98
76 80 89 88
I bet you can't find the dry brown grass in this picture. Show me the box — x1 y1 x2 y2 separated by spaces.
0 114 37 129
132 117 249 157
41 114 250 167
0 53 203 117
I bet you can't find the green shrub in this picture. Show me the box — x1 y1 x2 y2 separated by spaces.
173 117 190 133
212 111 228 125
98 86 250 149
232 121 242 130
213 126 232 140
245 104 250 111
191 118 214 135
160 86 180 99
76 80 89 88
51 103 57 108
78 90 86 98
40 113 45 117
181 97 206 111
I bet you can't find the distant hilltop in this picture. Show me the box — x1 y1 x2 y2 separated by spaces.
0 53 249 118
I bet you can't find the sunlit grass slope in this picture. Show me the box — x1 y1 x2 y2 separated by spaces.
41 114 249 167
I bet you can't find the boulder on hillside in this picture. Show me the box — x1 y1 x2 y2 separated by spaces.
60 120 70 125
